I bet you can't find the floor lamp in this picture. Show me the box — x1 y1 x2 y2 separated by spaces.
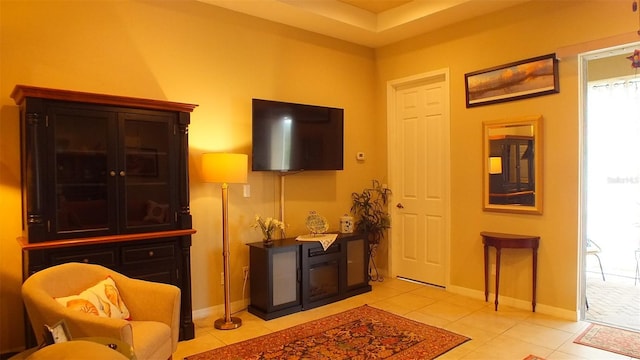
202 152 248 330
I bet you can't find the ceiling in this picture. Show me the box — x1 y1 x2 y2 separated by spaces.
199 0 529 48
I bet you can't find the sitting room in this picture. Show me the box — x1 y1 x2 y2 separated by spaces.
1 0 639 359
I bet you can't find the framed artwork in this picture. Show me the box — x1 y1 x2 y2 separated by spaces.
126 148 158 177
465 53 559 108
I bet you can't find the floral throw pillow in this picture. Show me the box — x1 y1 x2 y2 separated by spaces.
55 276 131 320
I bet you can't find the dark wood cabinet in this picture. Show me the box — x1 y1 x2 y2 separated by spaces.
247 239 302 320
12 85 197 342
247 233 371 320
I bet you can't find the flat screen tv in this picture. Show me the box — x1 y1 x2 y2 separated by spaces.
252 99 344 172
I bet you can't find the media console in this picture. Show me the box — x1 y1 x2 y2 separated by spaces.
247 233 371 320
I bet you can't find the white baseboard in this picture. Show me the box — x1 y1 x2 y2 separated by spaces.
446 284 578 321
192 298 250 320
191 286 578 323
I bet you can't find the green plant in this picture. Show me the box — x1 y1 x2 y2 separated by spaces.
350 180 392 246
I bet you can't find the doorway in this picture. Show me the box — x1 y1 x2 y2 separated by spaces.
581 42 640 331
386 69 451 287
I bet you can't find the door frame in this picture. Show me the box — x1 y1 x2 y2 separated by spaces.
578 41 640 320
386 68 451 285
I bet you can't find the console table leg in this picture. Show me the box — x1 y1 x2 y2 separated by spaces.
495 249 501 311
532 248 538 312
484 244 489 302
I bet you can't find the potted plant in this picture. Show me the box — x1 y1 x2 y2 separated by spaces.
350 180 392 281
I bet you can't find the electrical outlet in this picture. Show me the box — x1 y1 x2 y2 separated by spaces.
220 272 224 285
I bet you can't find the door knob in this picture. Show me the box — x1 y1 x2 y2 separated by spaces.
396 203 404 209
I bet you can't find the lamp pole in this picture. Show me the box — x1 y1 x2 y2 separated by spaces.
214 182 242 330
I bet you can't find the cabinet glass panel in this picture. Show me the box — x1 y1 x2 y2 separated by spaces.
347 238 366 287
272 250 298 306
123 115 172 228
53 109 110 233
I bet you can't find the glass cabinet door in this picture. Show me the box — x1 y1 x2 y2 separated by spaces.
121 112 175 231
52 107 115 236
347 237 366 288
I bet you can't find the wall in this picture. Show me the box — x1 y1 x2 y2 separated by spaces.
376 0 637 316
0 0 377 352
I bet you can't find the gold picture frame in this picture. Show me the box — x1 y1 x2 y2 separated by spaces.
465 54 559 108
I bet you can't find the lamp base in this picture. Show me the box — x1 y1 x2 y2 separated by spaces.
214 317 242 330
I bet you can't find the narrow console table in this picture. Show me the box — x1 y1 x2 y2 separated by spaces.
481 231 540 312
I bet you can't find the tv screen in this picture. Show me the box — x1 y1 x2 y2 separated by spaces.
252 99 344 172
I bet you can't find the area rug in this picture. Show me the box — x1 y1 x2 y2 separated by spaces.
574 323 640 358
186 305 470 360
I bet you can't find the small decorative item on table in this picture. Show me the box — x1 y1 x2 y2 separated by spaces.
252 215 285 246
305 211 329 235
340 214 354 233
296 211 338 250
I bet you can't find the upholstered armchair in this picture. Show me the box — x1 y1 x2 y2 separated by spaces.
22 262 180 360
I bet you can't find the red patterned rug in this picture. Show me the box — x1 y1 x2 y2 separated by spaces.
186 305 469 360
574 323 640 358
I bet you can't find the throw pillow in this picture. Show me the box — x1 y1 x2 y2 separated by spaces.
55 276 131 320
143 200 169 223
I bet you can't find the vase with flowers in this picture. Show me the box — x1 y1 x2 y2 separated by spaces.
252 215 285 246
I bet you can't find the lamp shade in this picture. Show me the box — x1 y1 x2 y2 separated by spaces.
489 156 502 174
202 153 248 184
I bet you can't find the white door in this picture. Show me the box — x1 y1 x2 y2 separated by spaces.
388 70 450 287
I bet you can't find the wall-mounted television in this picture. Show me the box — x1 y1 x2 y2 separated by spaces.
252 99 344 172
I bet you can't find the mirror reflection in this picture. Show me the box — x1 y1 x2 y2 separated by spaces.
483 116 542 214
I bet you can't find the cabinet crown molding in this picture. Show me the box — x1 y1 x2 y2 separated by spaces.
11 85 198 113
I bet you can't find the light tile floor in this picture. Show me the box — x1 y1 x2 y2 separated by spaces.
175 278 636 359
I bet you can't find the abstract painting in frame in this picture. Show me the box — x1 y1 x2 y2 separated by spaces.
465 53 559 108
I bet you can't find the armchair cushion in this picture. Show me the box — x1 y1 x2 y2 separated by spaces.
55 276 131 320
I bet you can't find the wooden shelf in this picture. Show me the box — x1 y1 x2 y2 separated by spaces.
17 229 197 251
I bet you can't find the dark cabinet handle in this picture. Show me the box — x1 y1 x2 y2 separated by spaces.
396 203 404 209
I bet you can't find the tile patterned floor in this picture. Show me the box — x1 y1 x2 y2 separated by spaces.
175 278 638 359
585 273 640 332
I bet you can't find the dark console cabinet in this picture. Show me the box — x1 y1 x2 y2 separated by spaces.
248 233 371 320
12 85 197 342
248 239 302 320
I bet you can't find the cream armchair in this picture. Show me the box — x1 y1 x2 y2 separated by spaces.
22 262 180 360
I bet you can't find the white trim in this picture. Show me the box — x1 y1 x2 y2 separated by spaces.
447 284 578 321
192 298 249 320
577 40 640 322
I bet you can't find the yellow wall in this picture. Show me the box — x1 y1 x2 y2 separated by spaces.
0 0 377 352
0 0 638 353
376 0 636 315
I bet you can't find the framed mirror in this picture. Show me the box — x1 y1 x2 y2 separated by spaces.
483 116 542 214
